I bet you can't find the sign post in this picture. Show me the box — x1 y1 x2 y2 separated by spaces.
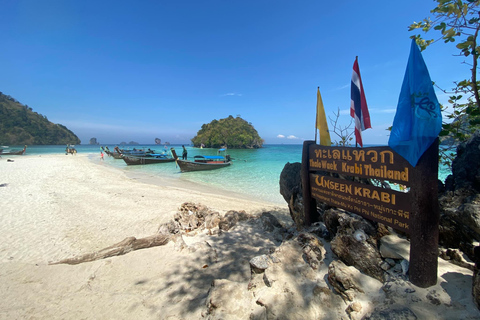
302 140 317 225
409 138 439 287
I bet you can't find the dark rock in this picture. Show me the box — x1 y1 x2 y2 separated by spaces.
249 254 270 272
327 209 384 281
444 174 454 191
363 306 418 320
327 260 365 301
379 234 410 260
157 221 179 235
279 162 305 229
324 208 342 236
218 210 250 231
473 246 480 309
438 179 445 194
204 211 221 230
297 233 325 270
331 233 384 282
438 133 480 261
259 212 283 232
475 246 480 270
474 269 480 310
452 132 480 192
279 162 302 204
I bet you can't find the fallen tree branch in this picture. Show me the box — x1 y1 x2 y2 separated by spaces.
49 234 170 265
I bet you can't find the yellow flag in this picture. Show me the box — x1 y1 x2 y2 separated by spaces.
316 87 331 146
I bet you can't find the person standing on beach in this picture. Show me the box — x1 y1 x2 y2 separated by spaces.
182 145 187 160
101 151 104 160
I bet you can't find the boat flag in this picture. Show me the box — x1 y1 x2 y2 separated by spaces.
316 87 331 146
388 39 442 167
350 56 371 147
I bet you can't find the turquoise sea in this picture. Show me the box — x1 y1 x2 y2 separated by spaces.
5 144 453 204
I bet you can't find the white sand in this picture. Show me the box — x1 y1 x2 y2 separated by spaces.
1 154 479 319
0 154 286 319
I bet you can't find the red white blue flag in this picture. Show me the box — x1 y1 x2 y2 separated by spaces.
350 57 371 147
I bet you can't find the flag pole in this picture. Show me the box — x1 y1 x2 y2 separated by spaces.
314 87 319 143
355 56 358 149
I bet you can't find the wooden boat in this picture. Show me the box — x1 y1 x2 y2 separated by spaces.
170 148 232 172
122 154 175 165
0 145 27 155
101 146 113 156
111 146 155 159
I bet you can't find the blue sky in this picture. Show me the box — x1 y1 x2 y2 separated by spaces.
0 0 469 145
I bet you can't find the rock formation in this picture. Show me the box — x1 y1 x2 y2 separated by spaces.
278 132 480 315
279 162 305 229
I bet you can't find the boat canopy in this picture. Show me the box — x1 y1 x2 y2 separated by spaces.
194 155 224 160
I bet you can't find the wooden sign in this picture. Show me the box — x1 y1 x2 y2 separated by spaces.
301 139 439 288
308 145 412 185
306 144 413 233
310 174 411 233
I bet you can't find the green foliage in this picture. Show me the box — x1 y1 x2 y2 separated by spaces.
0 92 81 145
409 0 480 167
191 115 264 149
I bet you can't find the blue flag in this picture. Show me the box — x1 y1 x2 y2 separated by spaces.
388 39 442 167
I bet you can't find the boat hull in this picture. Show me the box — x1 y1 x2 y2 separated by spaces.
112 152 124 159
175 159 231 172
123 155 175 165
0 146 27 155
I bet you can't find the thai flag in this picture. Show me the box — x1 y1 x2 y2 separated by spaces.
350 57 371 147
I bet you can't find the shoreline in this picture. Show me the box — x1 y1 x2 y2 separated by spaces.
88 153 287 207
108 157 285 206
0 153 287 264
1 153 479 319
0 153 290 318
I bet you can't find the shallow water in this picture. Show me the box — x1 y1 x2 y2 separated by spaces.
12 144 453 204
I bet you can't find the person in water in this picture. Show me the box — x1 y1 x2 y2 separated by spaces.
182 145 187 160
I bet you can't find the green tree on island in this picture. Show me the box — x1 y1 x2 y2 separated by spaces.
191 115 264 149
0 92 81 145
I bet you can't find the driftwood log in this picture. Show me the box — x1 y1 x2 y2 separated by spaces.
48 202 247 266
49 234 170 265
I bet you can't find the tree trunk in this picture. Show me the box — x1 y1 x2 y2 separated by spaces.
49 234 170 265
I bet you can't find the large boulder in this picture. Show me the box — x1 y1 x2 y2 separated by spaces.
450 132 480 192
326 209 385 281
279 162 305 229
439 133 480 258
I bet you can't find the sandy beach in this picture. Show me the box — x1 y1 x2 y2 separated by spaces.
1 154 480 319
0 154 288 319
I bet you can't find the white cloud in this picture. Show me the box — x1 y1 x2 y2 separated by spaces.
335 84 350 91
221 92 242 97
276 134 301 140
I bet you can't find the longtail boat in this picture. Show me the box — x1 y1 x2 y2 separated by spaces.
170 148 231 172
122 154 175 165
0 145 27 156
